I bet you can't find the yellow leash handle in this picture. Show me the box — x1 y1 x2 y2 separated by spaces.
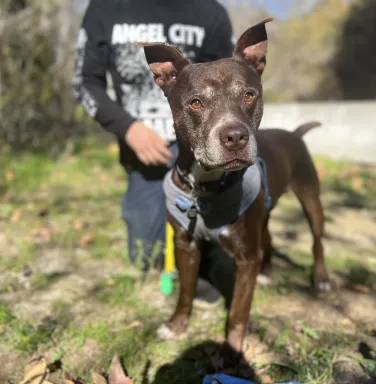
165 222 175 273
160 222 175 295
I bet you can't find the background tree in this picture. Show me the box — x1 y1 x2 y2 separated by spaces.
329 0 376 99
0 0 91 153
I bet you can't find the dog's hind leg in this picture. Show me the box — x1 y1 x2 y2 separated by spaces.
291 155 332 295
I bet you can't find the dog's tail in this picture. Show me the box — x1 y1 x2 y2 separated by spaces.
293 121 321 138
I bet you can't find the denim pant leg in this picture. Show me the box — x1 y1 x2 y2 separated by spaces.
122 172 167 269
121 143 178 269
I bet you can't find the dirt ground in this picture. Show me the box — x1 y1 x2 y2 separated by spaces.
0 142 375 384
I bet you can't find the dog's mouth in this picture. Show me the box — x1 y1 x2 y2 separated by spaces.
198 157 253 172
222 158 253 171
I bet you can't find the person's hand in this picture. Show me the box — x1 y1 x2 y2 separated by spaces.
125 121 173 166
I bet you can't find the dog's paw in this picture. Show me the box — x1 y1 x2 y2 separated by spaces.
256 274 273 286
157 324 176 340
313 276 333 296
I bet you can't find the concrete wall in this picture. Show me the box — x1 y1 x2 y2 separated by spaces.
260 102 376 164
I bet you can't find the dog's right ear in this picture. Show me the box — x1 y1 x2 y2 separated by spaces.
137 42 190 97
233 18 273 76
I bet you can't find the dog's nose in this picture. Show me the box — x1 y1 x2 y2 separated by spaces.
220 126 249 151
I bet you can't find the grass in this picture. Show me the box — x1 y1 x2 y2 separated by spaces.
314 155 376 209
2 241 38 272
10 321 55 354
96 274 136 306
0 301 14 324
253 316 360 384
0 301 55 354
1 139 376 383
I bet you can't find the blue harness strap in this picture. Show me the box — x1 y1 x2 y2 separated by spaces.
256 156 272 211
163 158 272 242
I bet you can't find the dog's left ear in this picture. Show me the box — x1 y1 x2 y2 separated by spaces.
233 18 273 76
137 42 190 97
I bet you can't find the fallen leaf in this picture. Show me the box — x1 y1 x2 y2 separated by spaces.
29 227 54 244
261 375 273 384
73 220 87 231
19 357 47 384
125 320 143 330
11 209 23 223
79 233 95 248
109 355 134 384
5 168 15 182
92 372 108 384
63 372 75 384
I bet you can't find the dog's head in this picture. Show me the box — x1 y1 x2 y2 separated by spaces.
138 19 272 172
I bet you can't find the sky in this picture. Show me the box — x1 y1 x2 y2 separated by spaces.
223 0 322 18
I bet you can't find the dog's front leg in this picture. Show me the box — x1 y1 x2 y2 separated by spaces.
219 198 265 354
159 215 201 339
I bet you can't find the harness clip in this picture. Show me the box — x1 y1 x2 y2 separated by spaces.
187 205 198 219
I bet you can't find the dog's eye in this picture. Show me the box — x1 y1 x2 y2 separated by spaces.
244 92 254 103
190 99 202 110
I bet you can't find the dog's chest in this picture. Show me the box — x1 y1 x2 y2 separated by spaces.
163 163 261 241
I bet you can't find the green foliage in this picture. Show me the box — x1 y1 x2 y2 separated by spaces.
0 301 14 324
227 0 376 101
0 0 95 153
96 274 137 306
1 310 56 354
304 327 320 341
11 322 54 353
330 0 376 99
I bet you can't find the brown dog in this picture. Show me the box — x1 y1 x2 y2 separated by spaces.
138 19 331 354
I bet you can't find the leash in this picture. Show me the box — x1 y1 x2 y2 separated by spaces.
160 222 176 296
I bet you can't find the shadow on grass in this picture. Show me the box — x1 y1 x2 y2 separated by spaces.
151 341 256 384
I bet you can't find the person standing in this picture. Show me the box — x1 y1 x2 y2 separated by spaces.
73 0 236 306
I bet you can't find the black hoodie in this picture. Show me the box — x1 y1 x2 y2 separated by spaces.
73 0 234 172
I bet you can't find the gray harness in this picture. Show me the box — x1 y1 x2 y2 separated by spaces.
163 158 271 242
